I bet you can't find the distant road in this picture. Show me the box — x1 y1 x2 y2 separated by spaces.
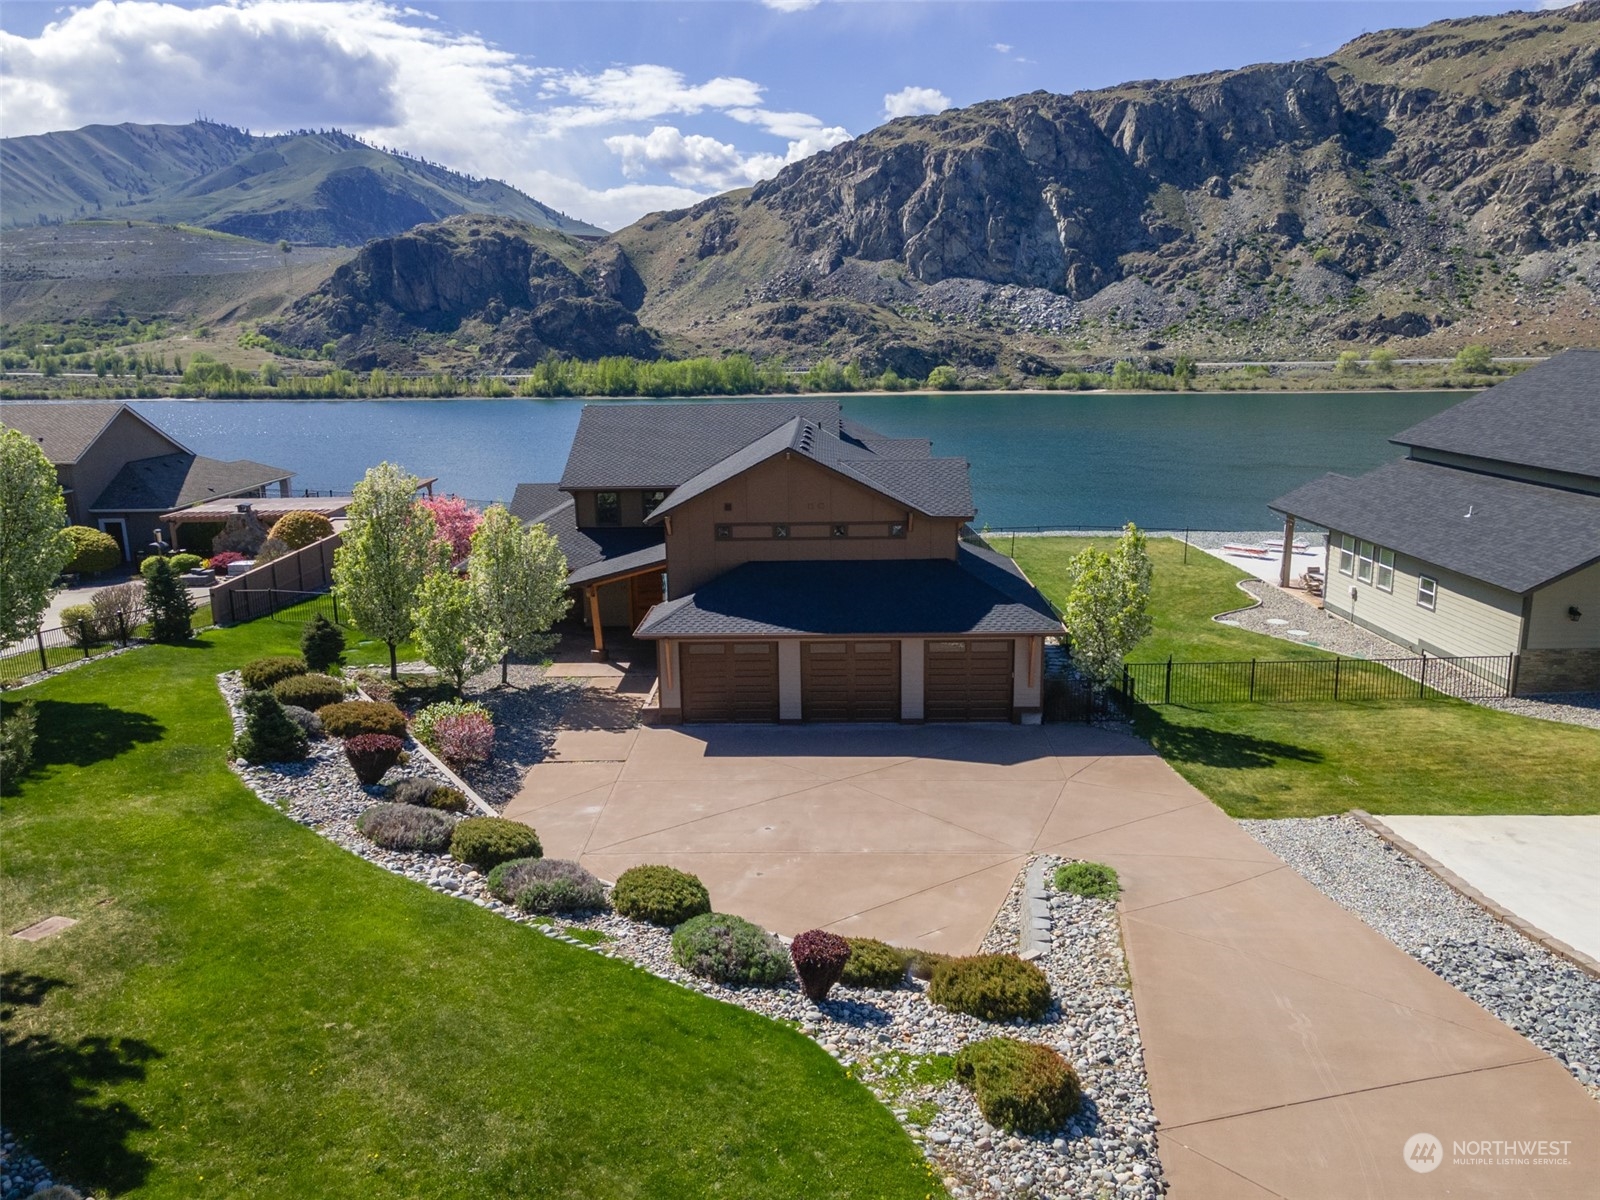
1193 356 1547 368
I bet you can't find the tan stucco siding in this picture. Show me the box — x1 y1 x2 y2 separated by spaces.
1013 637 1044 713
664 454 959 595
74 411 185 519
1323 528 1523 657
1526 560 1600 651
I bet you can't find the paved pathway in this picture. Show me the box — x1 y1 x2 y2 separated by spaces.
505 723 1600 1197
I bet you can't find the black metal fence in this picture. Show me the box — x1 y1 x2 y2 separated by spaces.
217 588 347 628
0 625 121 687
1123 652 1514 706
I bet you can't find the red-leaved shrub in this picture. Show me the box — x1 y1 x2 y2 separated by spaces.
344 733 404 786
433 712 494 767
790 929 852 1002
209 550 246 575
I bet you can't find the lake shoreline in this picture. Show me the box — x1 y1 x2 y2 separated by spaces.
109 386 1476 403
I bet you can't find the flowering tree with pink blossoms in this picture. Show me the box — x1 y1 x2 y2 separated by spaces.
418 496 482 563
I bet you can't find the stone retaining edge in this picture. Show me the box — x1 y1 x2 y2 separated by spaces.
1350 808 1600 980
353 683 498 818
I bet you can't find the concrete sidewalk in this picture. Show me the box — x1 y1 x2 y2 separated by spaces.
506 723 1600 1196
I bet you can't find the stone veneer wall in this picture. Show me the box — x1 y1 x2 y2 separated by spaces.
1515 649 1600 695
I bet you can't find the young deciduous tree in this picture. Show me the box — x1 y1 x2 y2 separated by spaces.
411 568 502 694
1454 343 1494 374
1061 523 1154 688
470 505 571 685
334 463 445 679
0 427 71 645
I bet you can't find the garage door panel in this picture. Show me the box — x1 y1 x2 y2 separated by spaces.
802 641 900 721
682 642 778 722
925 639 1013 721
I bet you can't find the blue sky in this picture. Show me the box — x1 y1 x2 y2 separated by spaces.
0 1 1537 228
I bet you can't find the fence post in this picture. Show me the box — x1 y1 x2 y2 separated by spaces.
1249 658 1256 702
1506 653 1516 698
1164 655 1173 705
35 629 48 674
1333 656 1341 700
268 588 277 617
1419 652 1427 700
332 591 340 626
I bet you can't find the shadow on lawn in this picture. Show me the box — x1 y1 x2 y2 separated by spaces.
1134 708 1323 770
28 700 164 769
1 971 159 1194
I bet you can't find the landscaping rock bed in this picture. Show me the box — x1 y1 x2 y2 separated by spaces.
220 672 1164 1198
1242 815 1600 1102
0 1127 66 1200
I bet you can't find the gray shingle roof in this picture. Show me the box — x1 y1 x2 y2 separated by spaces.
1271 459 1600 593
2 402 183 464
559 400 845 490
508 482 570 524
634 544 1062 638
567 542 667 587
526 495 664 576
1391 350 1600 480
91 453 293 513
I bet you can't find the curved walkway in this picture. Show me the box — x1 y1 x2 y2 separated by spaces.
506 722 1599 1197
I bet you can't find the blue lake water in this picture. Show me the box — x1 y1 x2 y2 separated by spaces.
131 390 1461 530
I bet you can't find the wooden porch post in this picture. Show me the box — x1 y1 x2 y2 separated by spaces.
1278 514 1297 589
586 585 607 661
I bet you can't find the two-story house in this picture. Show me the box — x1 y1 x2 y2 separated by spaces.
1270 350 1600 694
511 400 1062 723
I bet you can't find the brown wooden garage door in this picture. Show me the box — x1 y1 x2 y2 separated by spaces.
801 641 901 721
924 639 1014 721
680 641 779 722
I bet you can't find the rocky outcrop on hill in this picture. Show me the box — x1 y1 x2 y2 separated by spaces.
265 217 655 369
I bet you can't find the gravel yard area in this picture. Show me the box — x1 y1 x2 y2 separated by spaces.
220 673 1165 1200
1241 815 1600 1102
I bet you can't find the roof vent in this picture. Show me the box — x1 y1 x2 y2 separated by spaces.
236 502 253 514
1464 505 1474 520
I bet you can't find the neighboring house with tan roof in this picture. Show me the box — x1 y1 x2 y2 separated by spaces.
1 402 293 559
513 400 1061 723
1271 350 1600 694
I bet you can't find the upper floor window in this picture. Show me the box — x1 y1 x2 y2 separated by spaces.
1356 540 1376 585
595 491 621 526
642 490 667 518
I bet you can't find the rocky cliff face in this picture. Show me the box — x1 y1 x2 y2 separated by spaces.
611 1 1600 369
266 216 655 369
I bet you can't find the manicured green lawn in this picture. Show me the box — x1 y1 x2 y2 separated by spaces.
1008 536 1600 818
0 606 939 1199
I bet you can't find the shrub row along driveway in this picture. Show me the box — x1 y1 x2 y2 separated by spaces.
509 722 1600 1197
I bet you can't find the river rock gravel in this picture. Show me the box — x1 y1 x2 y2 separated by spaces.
1242 815 1600 1102
218 673 1163 1198
0 1128 68 1199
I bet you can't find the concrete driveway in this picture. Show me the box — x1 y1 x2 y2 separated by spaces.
505 721 1600 1198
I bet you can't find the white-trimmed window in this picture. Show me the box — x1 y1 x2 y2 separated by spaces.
1338 534 1355 576
1376 547 1395 592
1356 540 1376 584
1417 576 1437 611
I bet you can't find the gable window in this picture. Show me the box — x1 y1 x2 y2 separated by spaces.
1417 576 1438 611
642 489 667 518
1338 534 1355 576
772 524 789 539
1356 540 1375 585
1376 548 1395 593
715 524 732 541
595 491 621 526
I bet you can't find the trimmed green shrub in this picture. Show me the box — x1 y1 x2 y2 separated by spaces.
60 603 102 649
671 913 793 986
168 553 204 574
270 510 335 549
611 864 711 927
0 700 39 788
389 777 438 806
356 803 455 853
272 672 347 711
345 733 403 786
62 525 121 575
279 705 324 739
233 690 308 764
300 612 345 673
428 786 468 813
450 816 541 871
841 938 911 989
487 858 606 913
317 700 406 740
929 954 1051 1023
791 929 851 1002
241 655 306 691
1054 861 1120 899
954 1038 1082 1133
907 949 952 982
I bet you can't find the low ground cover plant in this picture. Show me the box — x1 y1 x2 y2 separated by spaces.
241 655 307 691
318 699 407 740
487 858 606 913
300 613 346 673
279 705 324 739
273 672 347 711
954 1037 1082 1133
344 733 404 786
234 690 308 764
928 954 1051 1022
356 803 455 853
791 929 851 1002
841 938 911 989
388 777 467 811
671 913 793 987
1055 861 1120 899
450 816 541 871
611 864 711 927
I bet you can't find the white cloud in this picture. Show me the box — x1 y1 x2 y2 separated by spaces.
992 42 1013 54
761 0 822 10
0 1 853 230
883 85 951 120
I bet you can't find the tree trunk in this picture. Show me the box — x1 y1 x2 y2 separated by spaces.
388 642 398 680
501 654 509 687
